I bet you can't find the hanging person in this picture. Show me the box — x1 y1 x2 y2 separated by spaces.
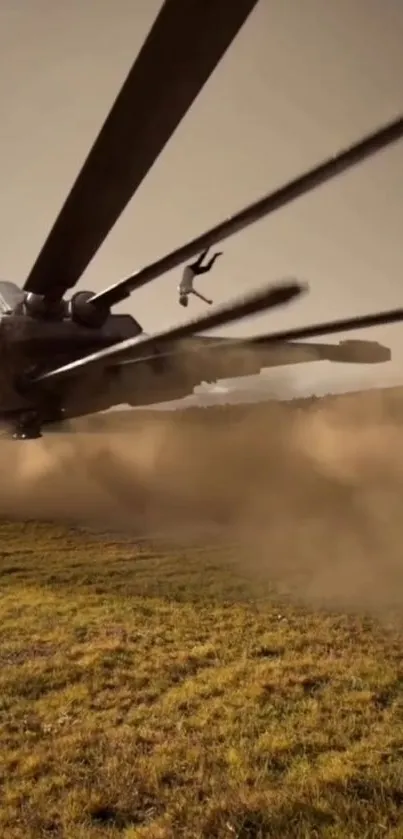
178 247 223 307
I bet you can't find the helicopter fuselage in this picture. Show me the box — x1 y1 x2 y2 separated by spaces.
0 281 142 421
0 281 198 434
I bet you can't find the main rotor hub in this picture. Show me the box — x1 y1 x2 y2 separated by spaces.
24 292 67 321
23 289 109 329
68 290 110 328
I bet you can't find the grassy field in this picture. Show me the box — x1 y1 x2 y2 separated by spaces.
0 520 403 838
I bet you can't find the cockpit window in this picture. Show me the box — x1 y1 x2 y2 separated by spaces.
0 281 24 313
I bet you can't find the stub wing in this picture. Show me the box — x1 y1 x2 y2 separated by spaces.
162 335 391 377
113 336 391 391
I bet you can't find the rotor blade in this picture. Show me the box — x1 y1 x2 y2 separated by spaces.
90 114 403 310
247 306 403 348
23 0 259 301
33 279 305 385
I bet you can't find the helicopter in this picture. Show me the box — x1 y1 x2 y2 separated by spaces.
1 0 402 440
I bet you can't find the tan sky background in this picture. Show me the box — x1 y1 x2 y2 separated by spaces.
0 0 402 399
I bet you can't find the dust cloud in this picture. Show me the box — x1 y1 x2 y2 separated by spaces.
2 386 403 617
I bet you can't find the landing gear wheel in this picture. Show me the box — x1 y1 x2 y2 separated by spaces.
12 411 43 440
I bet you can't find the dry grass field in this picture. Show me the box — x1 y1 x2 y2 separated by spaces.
1 391 403 838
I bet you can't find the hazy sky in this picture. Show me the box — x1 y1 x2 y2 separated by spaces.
0 0 402 398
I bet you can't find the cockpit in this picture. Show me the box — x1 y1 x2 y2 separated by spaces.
0 281 24 314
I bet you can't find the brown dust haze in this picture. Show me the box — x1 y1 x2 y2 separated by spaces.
2 381 403 620
0 3 402 620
